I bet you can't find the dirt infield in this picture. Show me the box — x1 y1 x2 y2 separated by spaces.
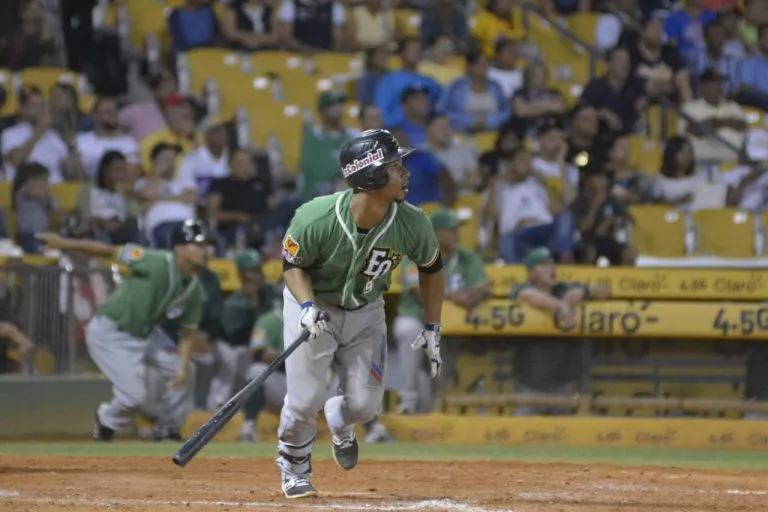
1 456 767 511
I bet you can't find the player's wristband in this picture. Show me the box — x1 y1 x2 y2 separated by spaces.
299 300 314 309
424 323 441 333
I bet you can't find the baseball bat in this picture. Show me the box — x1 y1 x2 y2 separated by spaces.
172 312 329 467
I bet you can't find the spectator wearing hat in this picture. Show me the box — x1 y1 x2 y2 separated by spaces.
177 114 231 199
533 117 578 204
139 93 202 173
437 50 510 134
581 47 647 135
509 246 610 416
76 97 141 180
394 209 491 414
719 129 768 211
297 91 358 204
425 114 480 195
418 34 464 87
374 38 442 128
484 147 574 264
390 84 431 148
678 68 746 163
488 38 524 101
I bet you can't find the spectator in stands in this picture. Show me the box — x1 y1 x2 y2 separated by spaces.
359 104 384 131
679 68 746 162
50 83 86 145
626 15 693 103
1 86 71 183
134 143 197 249
437 50 510 133
390 85 431 147
395 209 490 414
297 92 357 203
13 162 57 254
358 45 391 106
488 38 523 101
177 115 230 198
418 34 463 87
425 114 480 195
738 0 768 53
485 147 574 264
664 0 716 60
511 62 568 134
478 121 523 187
595 0 641 51
207 148 273 250
89 151 139 245
403 148 456 206
571 165 635 265
687 16 741 94
720 128 768 211
348 0 396 51
735 24 768 111
509 247 610 416
76 98 140 181
532 117 578 204
420 0 469 54
651 135 705 208
565 103 601 171
605 134 653 204
582 47 646 135
168 0 221 55
119 71 175 143
0 0 61 70
220 0 279 51
472 0 523 59
374 38 441 128
717 8 747 58
276 0 346 51
140 93 201 173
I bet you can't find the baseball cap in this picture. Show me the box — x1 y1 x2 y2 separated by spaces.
745 128 768 162
523 247 553 270
235 250 263 271
318 91 348 110
162 92 188 109
430 209 465 230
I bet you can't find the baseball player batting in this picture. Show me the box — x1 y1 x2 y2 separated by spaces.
277 128 445 499
37 220 209 441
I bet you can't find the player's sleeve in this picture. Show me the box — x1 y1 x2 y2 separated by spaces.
179 285 204 331
405 207 442 274
509 283 529 300
463 251 487 287
281 211 320 269
115 243 166 274
249 317 269 352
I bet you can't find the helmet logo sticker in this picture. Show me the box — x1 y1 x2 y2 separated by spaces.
342 148 385 177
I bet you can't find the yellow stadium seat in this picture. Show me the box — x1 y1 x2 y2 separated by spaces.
550 81 582 107
343 103 361 129
185 48 252 102
51 183 84 214
566 13 599 47
395 9 421 39
19 67 81 94
743 108 765 128
245 103 303 173
455 193 484 251
629 206 687 257
628 136 662 176
310 52 365 77
78 93 96 115
647 104 678 140
0 182 11 211
123 0 170 50
473 132 497 154
419 202 443 216
0 69 18 115
279 76 329 108
250 51 306 76
694 208 755 257
527 15 597 85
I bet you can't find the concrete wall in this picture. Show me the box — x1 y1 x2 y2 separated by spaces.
0 376 111 438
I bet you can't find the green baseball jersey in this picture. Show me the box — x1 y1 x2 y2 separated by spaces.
219 286 275 346
161 269 223 343
282 189 440 309
249 308 283 353
397 247 487 320
99 244 204 338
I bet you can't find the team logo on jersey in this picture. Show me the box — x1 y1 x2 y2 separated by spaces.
361 247 402 281
126 245 144 261
251 329 266 349
282 235 301 264
342 148 384 177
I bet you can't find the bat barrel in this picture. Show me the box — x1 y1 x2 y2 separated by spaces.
172 401 240 467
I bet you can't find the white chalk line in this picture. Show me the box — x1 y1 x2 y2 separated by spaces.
0 491 510 512
517 483 768 502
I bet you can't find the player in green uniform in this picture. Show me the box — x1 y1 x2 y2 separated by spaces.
394 209 491 414
277 129 445 498
37 220 208 441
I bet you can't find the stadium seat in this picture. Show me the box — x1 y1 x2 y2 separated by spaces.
184 48 251 102
19 67 81 94
473 132 497 154
628 136 662 176
395 9 421 38
647 105 678 140
310 52 364 78
122 0 171 50
694 208 755 258
51 183 84 214
250 51 306 76
743 108 765 128
419 202 443 216
244 103 303 173
629 206 687 257
455 193 484 251
566 13 599 47
0 69 18 115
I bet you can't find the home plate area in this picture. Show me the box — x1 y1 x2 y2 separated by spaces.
1 457 767 511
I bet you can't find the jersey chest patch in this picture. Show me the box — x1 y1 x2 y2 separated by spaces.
361 247 402 280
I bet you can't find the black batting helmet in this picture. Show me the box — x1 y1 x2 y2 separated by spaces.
339 129 414 191
171 219 208 247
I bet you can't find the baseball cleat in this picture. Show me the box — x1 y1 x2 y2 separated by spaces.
92 410 114 442
331 432 359 470
282 476 318 499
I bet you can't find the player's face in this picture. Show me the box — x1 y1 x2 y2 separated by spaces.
436 227 459 254
382 160 409 203
531 260 557 287
241 270 263 298
182 243 209 271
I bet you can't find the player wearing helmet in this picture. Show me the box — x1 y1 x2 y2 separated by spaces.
277 129 446 498
37 220 209 441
